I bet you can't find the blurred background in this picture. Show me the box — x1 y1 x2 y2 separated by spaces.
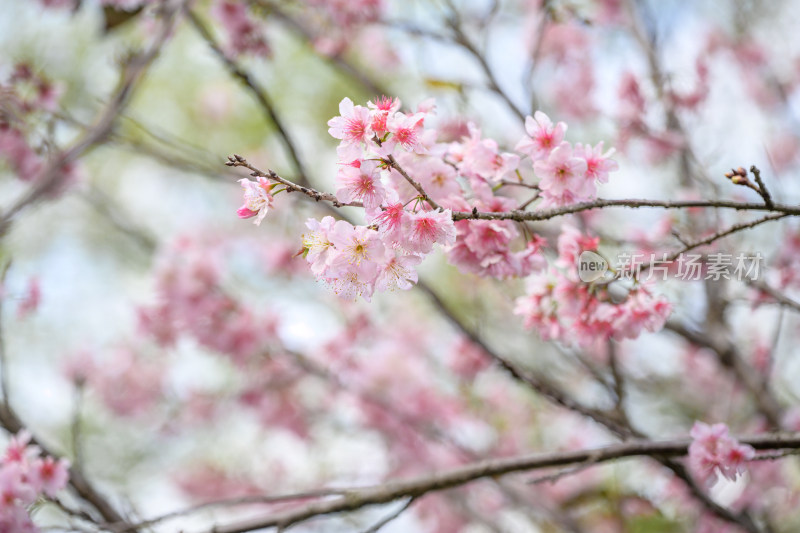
2 0 800 531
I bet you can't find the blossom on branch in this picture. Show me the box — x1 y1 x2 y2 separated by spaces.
688 422 755 487
516 111 567 161
0 431 69 531
237 176 273 225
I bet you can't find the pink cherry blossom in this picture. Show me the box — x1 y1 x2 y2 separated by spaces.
534 142 590 206
367 96 401 135
374 250 421 292
0 127 42 181
457 123 519 183
385 111 425 153
0 430 70 529
335 159 385 209
516 111 567 161
302 216 337 276
574 141 619 184
327 97 372 145
401 209 457 255
369 202 407 247
212 0 270 57
28 457 69 498
689 422 755 487
237 176 273 225
16 278 40 319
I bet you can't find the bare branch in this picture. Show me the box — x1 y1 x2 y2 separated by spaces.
199 433 800 533
226 155 361 208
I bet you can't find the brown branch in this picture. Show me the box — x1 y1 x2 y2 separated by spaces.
226 155 361 207
222 162 800 223
412 282 633 439
107 489 353 532
750 165 774 209
749 281 800 313
454 199 800 222
199 432 800 533
359 498 415 533
665 213 787 260
0 261 10 408
383 154 441 211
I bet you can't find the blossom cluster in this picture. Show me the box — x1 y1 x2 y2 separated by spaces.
514 226 672 345
213 0 270 58
64 348 165 418
137 238 277 365
0 431 69 532
516 111 618 207
688 422 755 487
238 97 622 301
0 64 62 182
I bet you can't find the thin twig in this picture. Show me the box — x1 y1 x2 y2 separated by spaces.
384 154 441 211
226 155 361 207
71 382 85 476
442 7 526 122
107 489 353 532
0 260 10 407
359 498 415 533
750 165 774 208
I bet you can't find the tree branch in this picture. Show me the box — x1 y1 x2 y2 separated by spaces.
200 433 800 533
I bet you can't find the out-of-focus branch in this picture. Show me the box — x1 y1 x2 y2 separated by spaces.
187 9 312 188
107 489 352 532
264 3 390 98
749 281 800 313
413 282 633 439
0 261 10 408
81 186 158 252
665 213 788 260
442 8 526 122
0 0 184 235
664 321 784 428
199 432 800 533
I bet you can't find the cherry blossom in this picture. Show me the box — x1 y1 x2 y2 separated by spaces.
335 159 385 209
327 97 372 145
688 422 755 487
401 209 456 255
237 176 273 225
534 142 590 206
0 431 69 531
516 111 567 161
212 0 270 57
